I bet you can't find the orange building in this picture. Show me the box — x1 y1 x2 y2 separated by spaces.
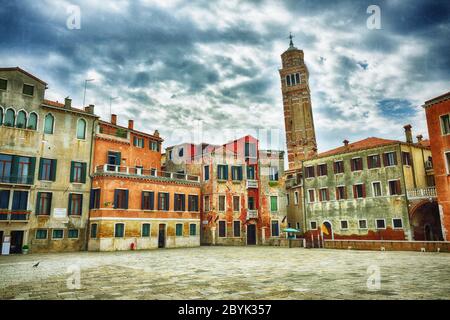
424 92 450 241
88 115 201 251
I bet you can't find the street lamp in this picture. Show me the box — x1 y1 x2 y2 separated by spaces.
83 79 95 107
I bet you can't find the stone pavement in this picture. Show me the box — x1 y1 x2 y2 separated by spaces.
0 246 449 300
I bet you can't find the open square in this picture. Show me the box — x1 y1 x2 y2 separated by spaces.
0 247 449 300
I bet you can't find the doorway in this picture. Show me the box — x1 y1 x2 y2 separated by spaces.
158 224 166 248
10 231 24 254
322 221 333 240
0 231 3 252
247 224 256 245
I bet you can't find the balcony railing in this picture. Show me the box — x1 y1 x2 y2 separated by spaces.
95 165 200 182
246 209 258 220
407 187 437 199
0 175 34 185
0 210 31 221
246 180 258 189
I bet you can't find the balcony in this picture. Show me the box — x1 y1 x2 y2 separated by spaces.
95 165 200 183
0 210 31 222
246 180 258 189
0 175 34 185
246 209 258 220
407 187 437 200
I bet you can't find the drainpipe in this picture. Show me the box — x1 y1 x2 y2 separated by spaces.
301 160 307 246
399 143 413 241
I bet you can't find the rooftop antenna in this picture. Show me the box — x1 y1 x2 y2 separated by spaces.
109 96 118 118
83 78 95 107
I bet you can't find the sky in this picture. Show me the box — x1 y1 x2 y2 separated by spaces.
1 0 449 156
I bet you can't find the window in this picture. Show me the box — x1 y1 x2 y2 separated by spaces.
308 189 315 203
70 161 86 183
388 180 402 195
68 229 79 239
176 224 183 236
384 152 397 166
269 166 279 181
174 193 186 211
233 196 240 212
204 165 209 181
204 195 210 211
375 219 386 229
340 220 349 230
115 223 125 237
218 220 226 237
28 112 37 130
22 84 34 96
402 152 412 166
372 182 382 197
178 148 184 157
231 166 243 181
271 220 280 237
0 78 7 90
367 155 381 169
336 186 346 200
17 156 33 184
150 141 158 151
4 109 15 126
188 195 199 212
90 189 101 209
270 196 278 212
77 119 86 139
44 114 54 134
189 224 196 236
12 191 28 213
36 192 51 215
446 152 450 174
393 218 403 229
286 194 290 206
0 190 10 209
38 158 57 181
353 184 365 198
218 195 226 211
310 221 317 230
158 192 169 211
294 191 299 205
90 224 98 238
35 229 47 239
114 189 129 209
16 110 26 128
0 108 2 125
247 165 256 180
142 223 150 237
107 151 121 167
233 221 240 237
317 164 327 176
286 73 300 86
52 229 64 239
305 166 315 178
68 193 83 215
244 142 256 158
168 150 173 160
358 220 368 229
248 196 255 210
319 188 329 202
441 114 450 135
296 222 300 230
133 136 144 148
351 157 363 171
217 165 228 180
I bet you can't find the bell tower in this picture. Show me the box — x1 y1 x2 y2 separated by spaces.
279 34 317 169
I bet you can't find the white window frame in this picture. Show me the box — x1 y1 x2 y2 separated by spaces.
35 228 48 240
51 228 64 240
43 113 55 134
0 77 7 91
440 113 450 136
294 191 299 205
22 83 35 96
305 166 315 179
334 160 344 174
270 195 278 212
233 220 241 237
218 194 226 212
340 220 349 230
203 165 210 181
310 221 317 230
387 179 401 196
307 189 315 203
218 220 227 238
358 219 368 230
114 223 125 238
372 181 382 197
317 163 327 177
336 185 346 201
384 151 397 167
76 118 87 140
319 188 328 202
67 228 80 239
271 219 280 237
175 223 183 237
351 157 363 172
375 219 386 230
444 151 450 174
90 223 98 239
354 183 364 198
392 218 403 229
189 223 197 237
141 223 151 237
367 154 381 169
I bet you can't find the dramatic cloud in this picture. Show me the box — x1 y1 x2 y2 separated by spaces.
1 0 449 156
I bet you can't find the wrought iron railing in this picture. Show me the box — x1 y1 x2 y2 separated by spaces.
0 175 34 185
0 210 31 221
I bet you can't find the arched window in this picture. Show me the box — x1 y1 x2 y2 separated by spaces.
16 110 27 128
4 108 15 126
0 108 3 125
28 112 37 130
44 113 54 134
76 118 86 139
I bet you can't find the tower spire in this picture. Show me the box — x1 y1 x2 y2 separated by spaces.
289 32 294 48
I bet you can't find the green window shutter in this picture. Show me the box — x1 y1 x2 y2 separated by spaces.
271 196 278 211
70 161 75 182
11 155 19 183
51 159 57 181
81 162 87 183
35 192 41 214
68 194 72 215
29 157 36 184
224 165 228 180
38 158 43 181
124 190 129 209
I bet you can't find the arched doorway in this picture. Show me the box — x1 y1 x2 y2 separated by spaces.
321 221 334 240
410 201 443 241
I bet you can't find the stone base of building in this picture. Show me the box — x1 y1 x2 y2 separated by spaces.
88 236 200 251
323 239 450 252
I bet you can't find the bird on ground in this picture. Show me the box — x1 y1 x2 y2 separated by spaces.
32 262 40 268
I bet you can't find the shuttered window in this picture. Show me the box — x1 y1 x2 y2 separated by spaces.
158 192 169 211
70 161 86 183
218 221 226 237
114 189 129 209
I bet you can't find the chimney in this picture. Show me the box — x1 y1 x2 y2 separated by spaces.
64 97 72 109
416 134 423 143
111 114 117 125
343 139 349 147
404 124 413 143
84 104 94 114
128 119 134 130
154 129 160 137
